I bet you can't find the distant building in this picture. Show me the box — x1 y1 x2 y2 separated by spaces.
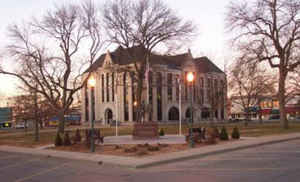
0 107 13 128
229 95 300 120
81 46 227 124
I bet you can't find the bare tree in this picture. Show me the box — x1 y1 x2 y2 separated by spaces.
103 0 196 122
11 93 55 129
229 55 276 122
0 1 103 133
227 0 300 129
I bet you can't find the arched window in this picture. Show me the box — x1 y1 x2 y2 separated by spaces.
185 108 191 119
168 107 179 121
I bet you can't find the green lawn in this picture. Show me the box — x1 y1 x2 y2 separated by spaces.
1 122 300 147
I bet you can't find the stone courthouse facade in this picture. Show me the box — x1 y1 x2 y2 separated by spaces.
81 46 227 124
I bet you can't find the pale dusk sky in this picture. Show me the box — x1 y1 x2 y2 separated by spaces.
0 0 233 99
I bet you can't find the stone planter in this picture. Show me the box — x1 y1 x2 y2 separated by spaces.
132 122 159 140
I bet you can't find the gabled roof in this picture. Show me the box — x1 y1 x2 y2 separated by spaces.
85 46 224 74
194 57 224 74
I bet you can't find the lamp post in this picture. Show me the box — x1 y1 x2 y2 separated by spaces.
187 72 195 148
177 77 182 136
88 75 96 152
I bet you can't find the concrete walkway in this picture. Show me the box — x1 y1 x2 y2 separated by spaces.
0 133 300 169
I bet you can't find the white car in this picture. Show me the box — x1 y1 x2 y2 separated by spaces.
15 123 27 129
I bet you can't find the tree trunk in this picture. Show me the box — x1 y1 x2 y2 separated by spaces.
136 77 144 123
278 69 288 129
58 110 65 134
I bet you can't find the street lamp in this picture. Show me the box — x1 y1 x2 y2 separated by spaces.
186 71 195 148
176 77 182 136
88 75 96 152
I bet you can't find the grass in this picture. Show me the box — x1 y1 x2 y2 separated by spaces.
1 122 300 148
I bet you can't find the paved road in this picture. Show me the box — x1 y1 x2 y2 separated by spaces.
0 139 300 182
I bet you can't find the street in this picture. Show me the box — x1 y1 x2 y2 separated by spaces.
0 139 300 182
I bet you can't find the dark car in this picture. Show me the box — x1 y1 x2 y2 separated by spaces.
229 118 241 123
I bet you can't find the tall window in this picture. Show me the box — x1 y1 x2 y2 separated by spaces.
85 83 89 121
200 77 204 88
91 87 95 121
132 74 137 122
106 72 109 102
193 72 196 101
112 73 115 102
176 75 179 101
157 72 163 121
185 72 188 100
101 74 105 102
123 72 129 121
149 71 153 104
148 72 153 121
167 73 173 101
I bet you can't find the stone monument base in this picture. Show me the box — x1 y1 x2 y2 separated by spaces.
132 122 159 140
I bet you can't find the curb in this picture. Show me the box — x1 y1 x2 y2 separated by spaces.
0 134 300 169
134 135 300 168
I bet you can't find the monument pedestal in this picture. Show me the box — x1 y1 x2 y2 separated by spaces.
132 122 159 140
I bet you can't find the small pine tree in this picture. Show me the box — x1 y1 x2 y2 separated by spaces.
55 133 63 146
213 127 220 138
159 128 165 136
74 129 82 143
64 132 72 146
219 126 229 141
231 126 240 139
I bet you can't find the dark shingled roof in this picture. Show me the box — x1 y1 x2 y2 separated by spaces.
194 57 224 74
85 46 224 74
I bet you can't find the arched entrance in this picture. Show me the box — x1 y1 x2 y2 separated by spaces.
201 107 210 119
105 108 113 124
185 108 191 119
168 107 179 121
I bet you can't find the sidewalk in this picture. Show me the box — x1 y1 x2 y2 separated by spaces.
1 133 300 169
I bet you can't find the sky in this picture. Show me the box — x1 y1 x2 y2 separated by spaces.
0 0 233 101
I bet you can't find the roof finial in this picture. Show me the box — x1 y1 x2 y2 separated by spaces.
188 48 191 55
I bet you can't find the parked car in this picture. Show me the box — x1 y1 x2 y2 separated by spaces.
229 118 242 123
268 115 280 120
15 122 27 129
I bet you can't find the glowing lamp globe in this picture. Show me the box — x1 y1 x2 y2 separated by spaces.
88 76 96 88
186 72 195 83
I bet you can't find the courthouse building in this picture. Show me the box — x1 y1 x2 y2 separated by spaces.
81 46 227 124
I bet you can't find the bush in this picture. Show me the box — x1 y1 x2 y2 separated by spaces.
136 150 148 156
159 128 165 136
157 143 168 148
219 126 229 141
147 145 160 152
64 132 72 146
114 145 121 150
124 147 138 153
205 128 217 145
54 133 63 146
231 126 240 139
213 127 220 138
85 129 91 147
74 129 82 143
